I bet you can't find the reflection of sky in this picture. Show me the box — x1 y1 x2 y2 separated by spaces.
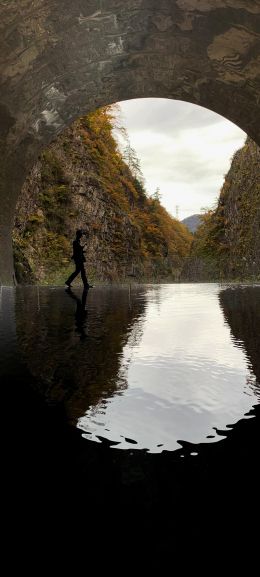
78 285 259 453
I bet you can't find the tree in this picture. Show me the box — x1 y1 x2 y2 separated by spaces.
151 187 161 202
123 138 145 183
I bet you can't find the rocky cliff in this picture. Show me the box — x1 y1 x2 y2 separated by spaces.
183 138 260 281
12 107 192 285
219 138 260 279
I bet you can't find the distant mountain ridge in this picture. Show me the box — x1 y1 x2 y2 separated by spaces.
181 214 202 233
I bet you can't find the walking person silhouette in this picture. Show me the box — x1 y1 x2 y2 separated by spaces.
65 229 93 289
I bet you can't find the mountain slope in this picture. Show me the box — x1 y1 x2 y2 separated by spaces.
183 138 260 281
13 107 192 284
181 214 202 234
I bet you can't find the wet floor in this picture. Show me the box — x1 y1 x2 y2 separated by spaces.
3 283 259 452
1 283 260 558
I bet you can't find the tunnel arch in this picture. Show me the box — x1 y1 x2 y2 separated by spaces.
0 0 260 283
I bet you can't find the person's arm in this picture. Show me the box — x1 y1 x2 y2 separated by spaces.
72 240 77 260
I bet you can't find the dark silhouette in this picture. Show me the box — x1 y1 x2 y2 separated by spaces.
66 286 89 340
65 229 93 289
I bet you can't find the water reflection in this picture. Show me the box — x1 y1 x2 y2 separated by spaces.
219 285 260 382
78 284 260 451
13 284 260 452
66 286 89 340
2 283 259 556
15 285 146 421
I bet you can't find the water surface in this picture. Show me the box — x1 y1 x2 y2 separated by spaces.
4 283 259 454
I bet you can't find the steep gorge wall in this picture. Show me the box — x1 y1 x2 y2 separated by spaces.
13 110 192 284
219 138 260 278
183 138 260 281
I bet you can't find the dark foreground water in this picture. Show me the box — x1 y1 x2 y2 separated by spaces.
1 283 260 560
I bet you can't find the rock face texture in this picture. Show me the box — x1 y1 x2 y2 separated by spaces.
183 138 260 281
13 110 192 284
0 0 260 283
216 139 260 279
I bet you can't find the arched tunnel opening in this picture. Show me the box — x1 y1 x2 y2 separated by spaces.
7 93 258 452
10 95 260 288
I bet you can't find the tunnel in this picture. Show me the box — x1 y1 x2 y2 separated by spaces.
0 0 260 284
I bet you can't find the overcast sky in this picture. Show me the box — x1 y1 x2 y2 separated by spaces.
114 99 246 221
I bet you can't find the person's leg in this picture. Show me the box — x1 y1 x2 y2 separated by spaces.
65 265 81 286
80 264 89 288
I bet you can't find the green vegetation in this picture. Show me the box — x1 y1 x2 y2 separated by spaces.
13 150 73 283
13 106 192 284
185 138 260 282
13 110 258 286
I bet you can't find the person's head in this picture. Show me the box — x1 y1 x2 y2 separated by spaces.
76 229 83 239
76 228 89 240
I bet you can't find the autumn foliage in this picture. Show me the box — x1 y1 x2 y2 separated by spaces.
13 105 192 284
184 138 260 281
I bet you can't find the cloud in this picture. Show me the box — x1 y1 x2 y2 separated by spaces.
119 98 220 136
116 99 246 220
